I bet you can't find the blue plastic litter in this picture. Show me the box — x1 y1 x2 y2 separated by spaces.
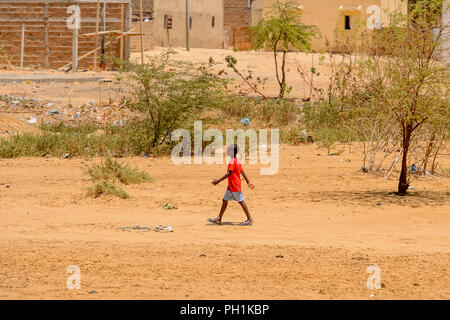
240 118 251 126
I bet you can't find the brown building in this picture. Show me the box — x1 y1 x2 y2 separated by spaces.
0 0 132 69
223 0 263 48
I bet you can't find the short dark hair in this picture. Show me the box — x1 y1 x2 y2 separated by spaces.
231 144 239 158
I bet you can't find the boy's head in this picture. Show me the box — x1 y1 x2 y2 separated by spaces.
226 144 239 158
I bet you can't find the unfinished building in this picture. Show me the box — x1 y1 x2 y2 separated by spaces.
0 0 133 70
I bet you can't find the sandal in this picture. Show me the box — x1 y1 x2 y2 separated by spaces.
239 220 254 226
207 218 221 225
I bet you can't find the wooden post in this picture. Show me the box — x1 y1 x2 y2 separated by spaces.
186 0 190 51
72 27 78 72
20 24 25 69
120 3 124 60
44 3 50 68
93 0 101 69
123 3 131 61
100 0 106 67
139 0 144 64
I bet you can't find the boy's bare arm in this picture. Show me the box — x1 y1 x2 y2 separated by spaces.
212 171 231 185
242 170 255 189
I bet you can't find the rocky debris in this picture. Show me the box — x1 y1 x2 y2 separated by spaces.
1 94 141 127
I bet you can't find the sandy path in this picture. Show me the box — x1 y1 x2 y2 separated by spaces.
0 145 448 299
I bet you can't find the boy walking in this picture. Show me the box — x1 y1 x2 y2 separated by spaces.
208 144 255 226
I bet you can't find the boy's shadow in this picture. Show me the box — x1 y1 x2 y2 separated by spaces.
205 222 251 227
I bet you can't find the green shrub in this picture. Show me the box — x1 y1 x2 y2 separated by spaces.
86 157 152 185
87 181 130 199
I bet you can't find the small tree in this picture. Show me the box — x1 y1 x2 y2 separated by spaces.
251 0 319 99
115 50 225 148
313 0 449 195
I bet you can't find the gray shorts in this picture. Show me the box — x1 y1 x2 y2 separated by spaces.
223 190 244 202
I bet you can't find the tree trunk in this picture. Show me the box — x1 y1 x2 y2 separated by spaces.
279 50 287 99
397 123 412 195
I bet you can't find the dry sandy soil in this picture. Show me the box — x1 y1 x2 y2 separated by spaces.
0 145 448 300
0 47 329 110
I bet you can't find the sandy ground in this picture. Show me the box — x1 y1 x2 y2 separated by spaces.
133 47 330 100
0 145 448 299
0 47 329 110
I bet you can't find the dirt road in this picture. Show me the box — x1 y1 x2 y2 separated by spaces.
0 145 448 299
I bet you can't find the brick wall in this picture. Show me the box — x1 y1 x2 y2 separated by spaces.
131 0 153 19
0 1 128 69
224 0 250 28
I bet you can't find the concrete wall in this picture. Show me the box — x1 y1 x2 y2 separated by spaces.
130 21 153 52
261 0 408 51
0 0 130 69
153 0 224 49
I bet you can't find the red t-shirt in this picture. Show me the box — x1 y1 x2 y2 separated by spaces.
227 157 243 192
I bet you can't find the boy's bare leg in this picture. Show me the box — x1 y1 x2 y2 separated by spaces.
216 200 228 223
238 201 253 222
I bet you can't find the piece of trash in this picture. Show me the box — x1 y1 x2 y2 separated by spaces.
276 255 284 258
369 294 375 298
88 290 97 294
27 117 37 124
121 225 151 232
48 109 61 115
199 254 206 257
361 167 369 173
154 225 174 233
408 186 416 190
63 153 71 159
159 203 177 210
376 202 382 206
240 117 251 126
410 164 422 174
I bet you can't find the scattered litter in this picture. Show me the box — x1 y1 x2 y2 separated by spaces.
159 203 177 210
154 225 174 233
63 153 71 159
275 255 284 258
88 290 97 294
408 186 416 190
240 117 251 126
121 225 151 232
410 164 423 174
27 117 37 124
48 109 61 115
